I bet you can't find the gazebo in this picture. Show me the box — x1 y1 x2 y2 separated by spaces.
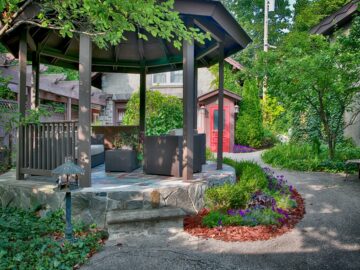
0 0 251 187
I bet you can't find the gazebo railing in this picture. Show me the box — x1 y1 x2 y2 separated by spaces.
20 121 78 176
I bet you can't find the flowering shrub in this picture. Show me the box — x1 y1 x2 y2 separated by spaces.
203 159 298 228
233 144 256 153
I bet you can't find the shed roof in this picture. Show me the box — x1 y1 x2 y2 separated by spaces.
198 88 241 102
0 0 251 74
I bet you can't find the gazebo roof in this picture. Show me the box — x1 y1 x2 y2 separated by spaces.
0 0 251 74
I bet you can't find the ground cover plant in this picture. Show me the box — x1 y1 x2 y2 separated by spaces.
184 159 305 241
0 207 107 270
262 142 360 173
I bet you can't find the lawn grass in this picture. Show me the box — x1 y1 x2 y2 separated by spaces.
262 143 360 173
0 207 107 270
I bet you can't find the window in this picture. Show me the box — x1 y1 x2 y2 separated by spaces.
118 109 125 122
213 110 225 130
152 71 183 85
152 73 167 84
170 71 183 84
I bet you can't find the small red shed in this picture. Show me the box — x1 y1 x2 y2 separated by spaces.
197 89 241 153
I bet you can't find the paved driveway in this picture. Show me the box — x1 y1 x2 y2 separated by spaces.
82 152 360 270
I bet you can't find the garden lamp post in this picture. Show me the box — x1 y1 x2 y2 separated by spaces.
52 156 85 242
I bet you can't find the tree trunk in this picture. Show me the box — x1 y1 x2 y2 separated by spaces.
327 136 336 160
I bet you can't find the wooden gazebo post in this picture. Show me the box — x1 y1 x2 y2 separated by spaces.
139 68 146 136
217 43 224 170
78 34 92 187
16 28 27 180
182 23 195 180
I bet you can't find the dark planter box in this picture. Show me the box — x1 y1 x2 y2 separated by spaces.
105 149 139 172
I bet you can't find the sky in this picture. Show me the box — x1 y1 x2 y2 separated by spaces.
289 0 296 9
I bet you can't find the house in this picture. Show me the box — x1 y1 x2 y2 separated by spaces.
99 58 243 152
0 54 106 122
311 0 360 145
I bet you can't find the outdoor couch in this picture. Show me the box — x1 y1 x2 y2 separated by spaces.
143 133 206 177
75 134 105 168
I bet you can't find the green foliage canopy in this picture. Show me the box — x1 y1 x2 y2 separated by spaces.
293 0 351 31
0 0 210 49
123 90 183 136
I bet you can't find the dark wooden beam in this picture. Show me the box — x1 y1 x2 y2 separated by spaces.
139 68 146 135
196 43 219 60
31 47 40 109
194 65 198 130
182 23 195 180
194 18 225 42
27 31 37 51
78 34 92 187
217 43 224 170
16 28 27 180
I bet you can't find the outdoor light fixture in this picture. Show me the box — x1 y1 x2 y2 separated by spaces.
234 104 239 114
200 105 206 113
52 156 85 242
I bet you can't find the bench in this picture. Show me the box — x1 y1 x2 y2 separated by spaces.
345 159 360 180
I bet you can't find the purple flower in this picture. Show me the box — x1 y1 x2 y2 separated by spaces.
278 218 285 224
238 210 246 217
217 219 223 226
227 209 236 216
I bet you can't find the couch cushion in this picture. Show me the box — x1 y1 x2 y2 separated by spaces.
75 144 104 159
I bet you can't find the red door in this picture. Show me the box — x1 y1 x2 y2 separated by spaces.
209 105 230 152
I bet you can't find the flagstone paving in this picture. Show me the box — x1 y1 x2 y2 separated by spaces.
81 151 360 270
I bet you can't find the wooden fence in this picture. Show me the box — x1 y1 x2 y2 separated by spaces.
20 121 78 176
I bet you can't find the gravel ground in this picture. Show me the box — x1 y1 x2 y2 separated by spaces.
82 151 360 270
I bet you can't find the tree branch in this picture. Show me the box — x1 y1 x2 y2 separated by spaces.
0 0 33 38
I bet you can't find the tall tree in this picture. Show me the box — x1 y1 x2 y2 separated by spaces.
0 0 209 49
222 0 292 66
235 79 264 148
263 18 360 158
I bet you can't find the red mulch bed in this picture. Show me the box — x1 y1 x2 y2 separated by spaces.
184 189 305 242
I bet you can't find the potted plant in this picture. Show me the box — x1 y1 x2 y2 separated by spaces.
105 131 140 172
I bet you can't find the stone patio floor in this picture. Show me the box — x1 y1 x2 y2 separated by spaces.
81 151 360 270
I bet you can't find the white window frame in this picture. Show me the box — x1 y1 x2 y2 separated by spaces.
152 71 183 86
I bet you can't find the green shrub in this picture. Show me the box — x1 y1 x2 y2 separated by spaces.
223 158 267 187
235 80 264 148
262 142 360 173
123 90 183 135
206 147 215 161
205 160 268 210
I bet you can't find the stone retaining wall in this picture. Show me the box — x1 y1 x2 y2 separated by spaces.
0 165 235 228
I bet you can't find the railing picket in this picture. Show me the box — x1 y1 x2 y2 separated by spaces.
61 123 65 163
51 124 55 169
46 124 50 170
24 125 27 168
29 124 33 169
67 122 71 158
41 124 45 170
38 124 42 169
72 122 76 161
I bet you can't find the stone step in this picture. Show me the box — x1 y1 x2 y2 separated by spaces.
106 207 187 239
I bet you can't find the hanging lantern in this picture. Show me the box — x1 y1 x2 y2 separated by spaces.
234 104 239 114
